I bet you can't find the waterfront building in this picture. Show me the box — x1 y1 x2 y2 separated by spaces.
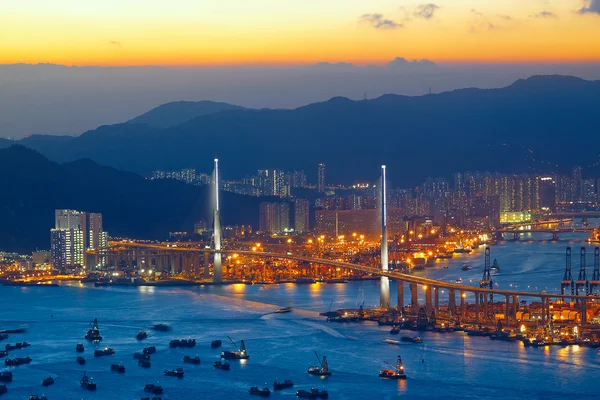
294 198 310 233
259 202 291 234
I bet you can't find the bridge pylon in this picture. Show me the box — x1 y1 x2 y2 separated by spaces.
479 247 493 309
575 247 589 297
561 247 574 298
379 165 390 309
589 247 600 293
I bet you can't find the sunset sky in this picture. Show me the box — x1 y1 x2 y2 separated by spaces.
2 0 600 66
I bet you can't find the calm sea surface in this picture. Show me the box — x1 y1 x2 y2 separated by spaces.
1 233 599 399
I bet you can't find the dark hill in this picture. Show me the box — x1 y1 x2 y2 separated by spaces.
0 146 270 252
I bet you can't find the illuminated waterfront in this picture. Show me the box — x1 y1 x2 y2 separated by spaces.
2 235 600 399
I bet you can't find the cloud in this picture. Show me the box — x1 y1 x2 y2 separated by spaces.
498 15 514 21
530 11 557 18
387 57 437 68
360 13 402 29
579 0 600 14
414 3 440 19
109 41 121 46
469 9 498 32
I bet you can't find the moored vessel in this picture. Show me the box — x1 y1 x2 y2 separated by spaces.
220 337 249 360
379 356 407 380
307 352 331 377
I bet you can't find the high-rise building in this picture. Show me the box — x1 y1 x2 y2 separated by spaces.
259 202 290 234
258 169 288 197
572 166 583 203
294 199 310 233
287 170 308 188
582 178 596 203
51 228 84 269
317 163 326 193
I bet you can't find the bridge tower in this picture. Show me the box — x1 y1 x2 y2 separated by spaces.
589 247 600 293
479 247 492 308
379 165 390 309
213 159 223 282
575 247 588 297
561 247 574 297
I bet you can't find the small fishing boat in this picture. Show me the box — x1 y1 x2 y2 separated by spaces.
42 376 55 386
273 379 294 390
80 372 96 391
249 386 271 397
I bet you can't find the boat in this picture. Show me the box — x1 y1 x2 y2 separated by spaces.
0 386 6 395
84 319 102 341
295 277 316 284
76 343 84 352
249 386 271 397
5 356 32 366
138 359 151 368
137 331 148 340
437 253 453 259
0 372 12 382
0 327 26 334
151 323 170 332
5 342 30 350
307 352 331 377
134 352 150 360
390 326 400 335
42 376 54 386
455 278 463 284
220 337 249 360
29 396 48 400
401 336 422 343
183 355 200 364
275 307 293 313
94 347 115 357
296 388 329 399
144 384 164 394
164 367 184 378
383 338 400 345
273 380 294 390
169 339 196 348
111 363 126 373
0 334 7 341
379 356 407 380
462 264 470 271
140 397 162 400
0 351 6 358
213 361 230 370
77 356 86 365
490 259 500 272
454 241 472 254
211 340 222 348
80 372 96 391
143 346 156 355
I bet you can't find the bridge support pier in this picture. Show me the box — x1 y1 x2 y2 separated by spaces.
475 292 480 323
541 298 546 325
411 284 418 315
552 232 559 241
582 299 587 324
512 296 518 321
448 289 456 316
397 281 404 312
505 296 510 325
483 293 488 321
434 287 440 312
513 232 520 241
425 286 433 316
460 290 465 317
203 251 210 279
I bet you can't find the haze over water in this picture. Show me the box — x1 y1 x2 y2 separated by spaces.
2 233 599 399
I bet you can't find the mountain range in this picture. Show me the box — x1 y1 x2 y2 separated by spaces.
2 75 600 186
0 146 276 253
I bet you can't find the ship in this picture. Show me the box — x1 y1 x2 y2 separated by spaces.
379 356 407 380
0 385 6 395
249 386 271 397
5 342 30 350
383 338 400 345
151 323 170 332
136 331 148 340
84 319 102 341
169 339 196 348
144 384 163 394
77 356 86 365
211 340 222 348
164 368 184 378
138 359 151 368
76 343 84 352
29 396 48 400
296 388 329 398
461 264 471 271
213 360 230 370
490 259 500 272
94 347 115 357
401 336 422 343
0 351 7 358
111 363 126 373
273 379 294 390
0 334 7 341
5 356 32 366
390 326 400 335
275 307 293 313
183 355 200 364
220 337 249 360
134 352 150 360
143 346 156 355
80 372 96 391
0 372 12 382
307 352 331 377
295 277 316 284
42 376 55 386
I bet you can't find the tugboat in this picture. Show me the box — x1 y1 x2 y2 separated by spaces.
5 342 30 351
164 367 184 378
490 259 500 273
183 355 200 364
213 361 230 370
76 343 84 352
378 356 407 380
296 388 329 398
5 356 32 366
134 352 150 360
0 372 12 382
42 376 55 386
151 323 170 332
144 384 164 394
390 326 400 335
273 380 294 390
137 331 148 340
94 347 115 357
85 319 102 342
138 359 151 368
249 386 271 397
461 264 470 271
143 346 156 355
275 307 292 314
211 340 222 348
220 337 249 360
169 339 196 348
307 352 331 377
0 351 7 358
111 363 126 373
401 336 422 343
80 372 97 391
0 334 6 341
77 356 86 365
